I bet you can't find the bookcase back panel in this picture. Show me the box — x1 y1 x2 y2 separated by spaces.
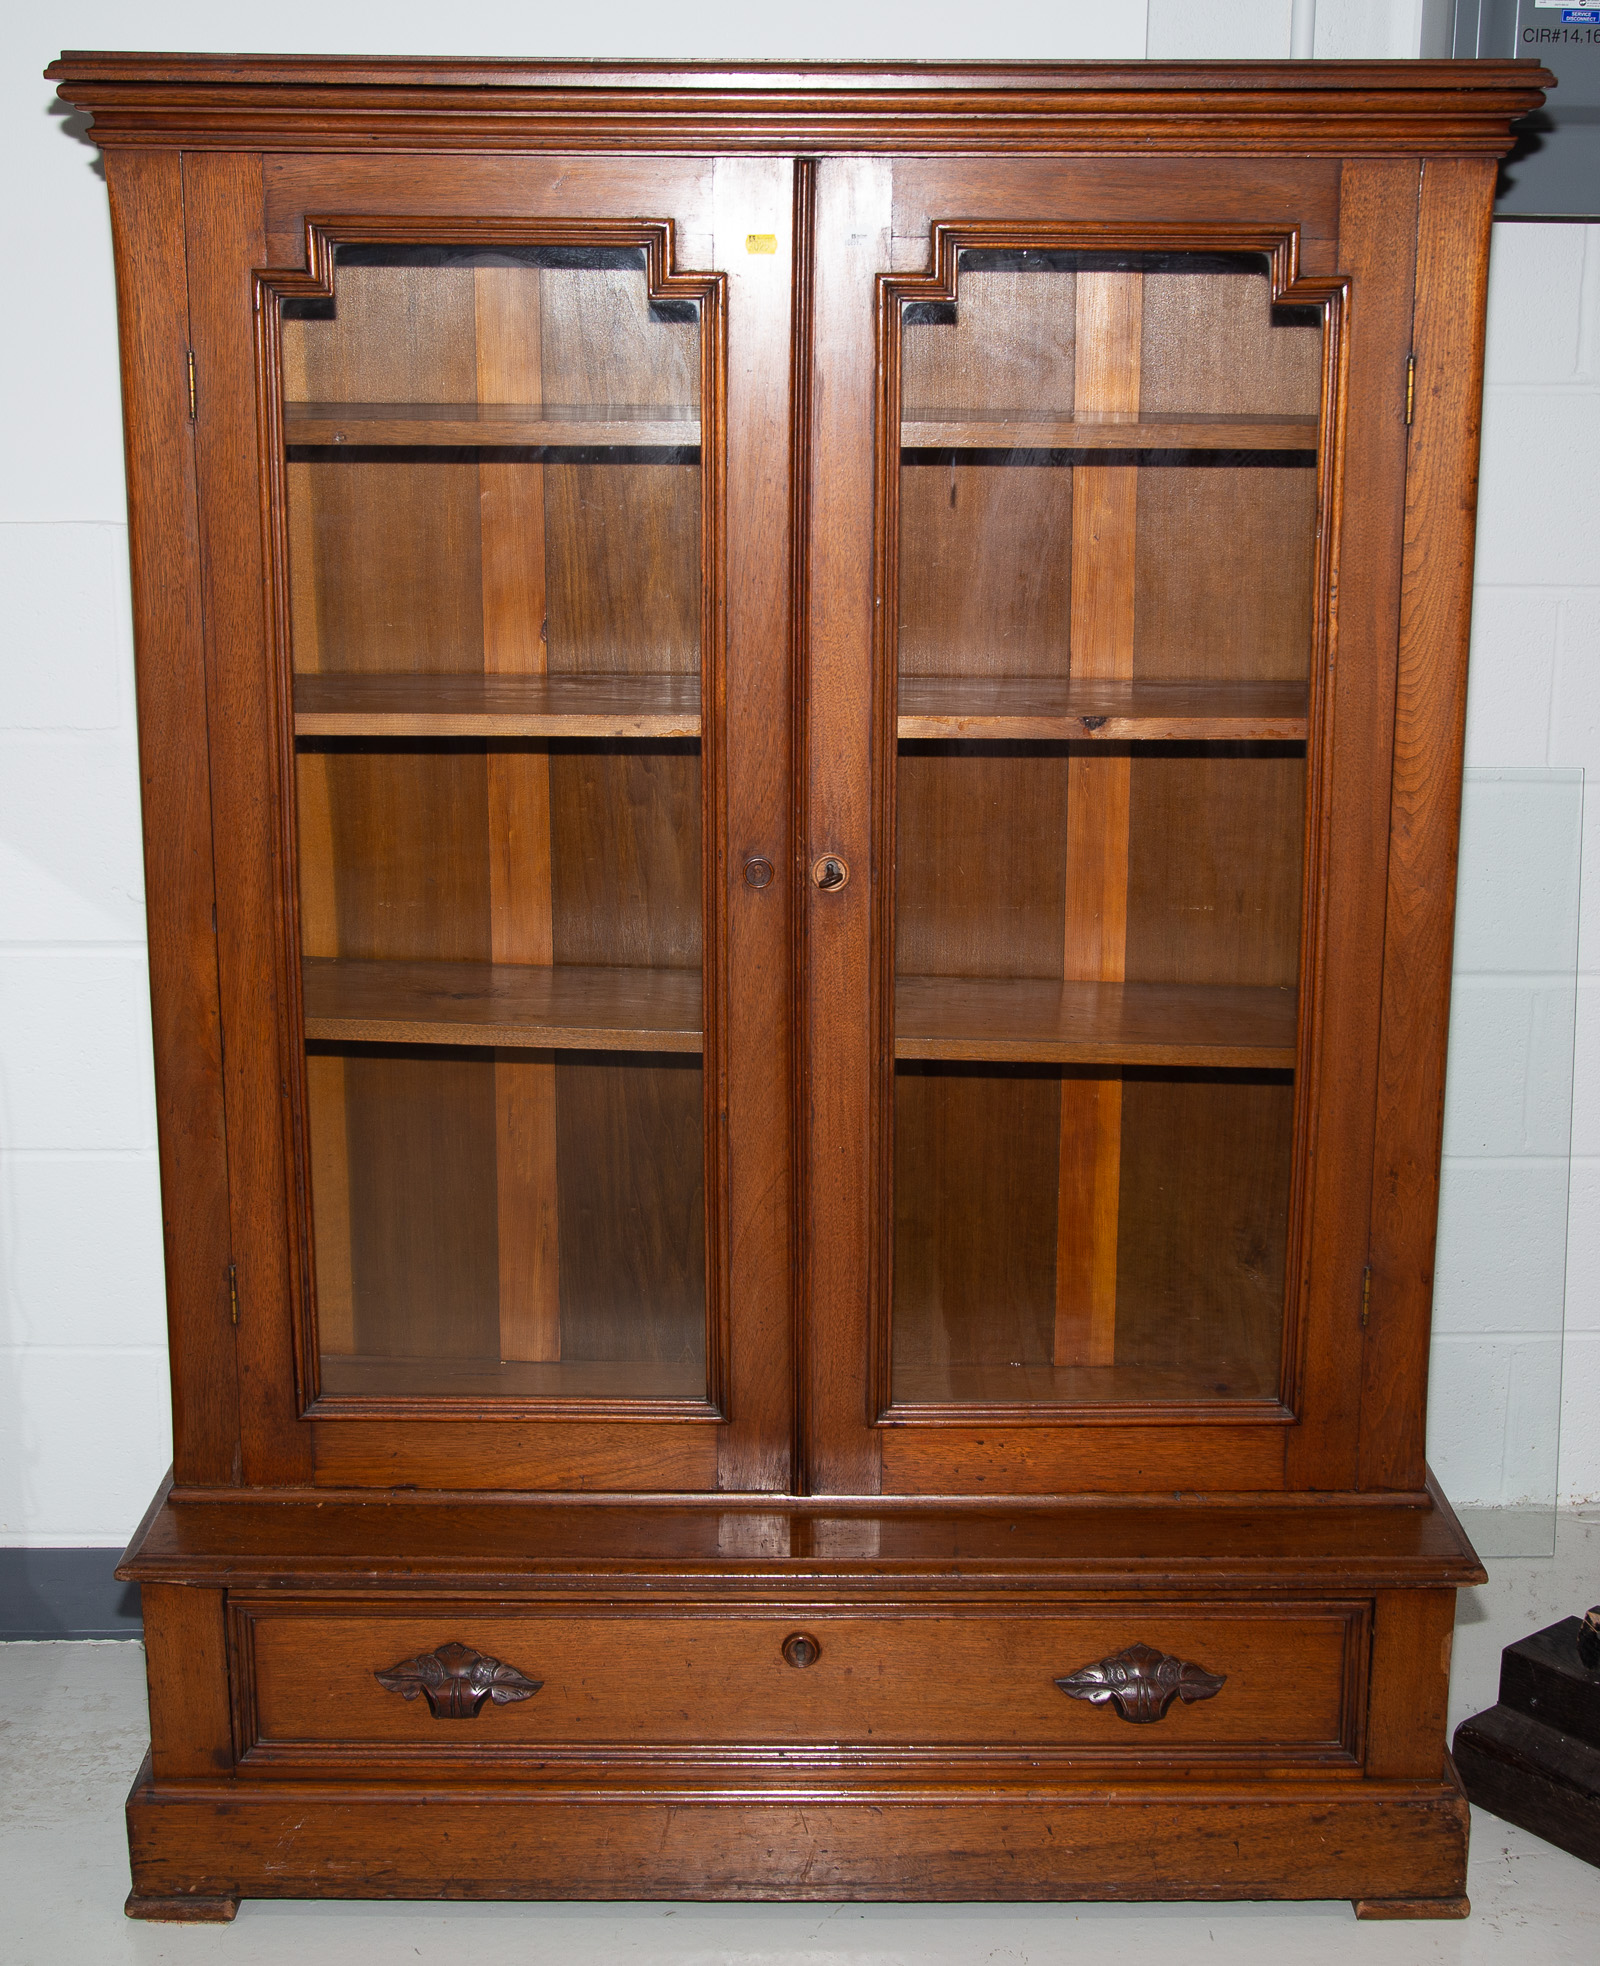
897 465 1075 676
895 744 1070 980
338 1044 500 1362
1125 749 1305 988
1133 465 1317 683
548 744 703 968
893 1062 1060 1380
1113 1068 1295 1388
544 460 700 673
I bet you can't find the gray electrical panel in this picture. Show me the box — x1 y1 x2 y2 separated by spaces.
1455 0 1600 216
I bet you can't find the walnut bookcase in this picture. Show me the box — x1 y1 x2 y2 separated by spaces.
44 52 1548 1919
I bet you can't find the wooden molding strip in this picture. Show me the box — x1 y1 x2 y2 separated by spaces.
48 58 1551 156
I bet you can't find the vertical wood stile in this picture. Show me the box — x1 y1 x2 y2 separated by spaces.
1055 271 1142 1368
804 156 894 1493
288 422 357 1358
476 267 561 1363
99 150 241 1485
712 157 800 1490
183 150 313 1483
1283 161 1421 1492
1358 160 1498 1488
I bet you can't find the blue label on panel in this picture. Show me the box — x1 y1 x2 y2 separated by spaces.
1561 7 1600 19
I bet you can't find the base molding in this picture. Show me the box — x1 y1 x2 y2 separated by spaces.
118 1485 1485 1910
126 1757 1471 1906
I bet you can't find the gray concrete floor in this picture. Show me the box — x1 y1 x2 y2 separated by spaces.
2 1515 1598 1964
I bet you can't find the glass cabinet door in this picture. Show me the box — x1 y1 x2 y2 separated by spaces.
889 249 1321 1413
280 241 713 1409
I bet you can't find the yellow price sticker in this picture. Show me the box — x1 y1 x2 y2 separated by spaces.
745 233 778 255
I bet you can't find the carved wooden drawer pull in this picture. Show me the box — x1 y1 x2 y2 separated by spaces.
375 1641 543 1720
1055 1641 1226 1725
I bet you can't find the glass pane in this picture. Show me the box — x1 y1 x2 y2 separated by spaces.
282 243 707 1402
891 249 1321 1407
1430 767 1581 1557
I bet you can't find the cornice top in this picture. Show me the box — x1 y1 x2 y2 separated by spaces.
46 54 1551 156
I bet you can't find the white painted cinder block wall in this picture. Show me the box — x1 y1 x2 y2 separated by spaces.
1 0 1593 1545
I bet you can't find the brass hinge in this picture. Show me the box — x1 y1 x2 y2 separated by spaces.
227 1262 239 1326
187 349 197 421
1360 1264 1373 1329
1404 354 1415 427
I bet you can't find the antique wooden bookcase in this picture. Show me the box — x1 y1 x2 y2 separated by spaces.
46 53 1548 1919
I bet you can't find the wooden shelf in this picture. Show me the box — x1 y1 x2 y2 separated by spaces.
890 1359 1279 1407
298 674 1301 744
304 966 1292 1066
897 677 1307 742
284 401 700 447
294 671 702 738
318 1355 707 1402
894 976 1296 1068
901 409 1318 451
303 959 702 1053
288 407 1309 452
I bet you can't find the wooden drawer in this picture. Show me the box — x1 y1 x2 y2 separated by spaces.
230 1598 1368 1770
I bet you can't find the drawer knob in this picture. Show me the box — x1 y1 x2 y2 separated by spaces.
375 1641 543 1721
782 1631 822 1670
1055 1641 1225 1725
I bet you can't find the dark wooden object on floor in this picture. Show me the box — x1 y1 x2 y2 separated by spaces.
42 52 1546 1920
1453 1612 1600 1871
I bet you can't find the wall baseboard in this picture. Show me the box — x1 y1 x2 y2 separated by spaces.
0 1549 142 1640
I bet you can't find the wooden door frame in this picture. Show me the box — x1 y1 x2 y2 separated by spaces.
179 151 797 1494
801 153 1426 1498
